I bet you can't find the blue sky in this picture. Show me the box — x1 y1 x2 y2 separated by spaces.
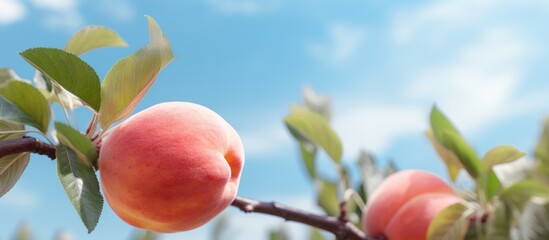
2 0 549 239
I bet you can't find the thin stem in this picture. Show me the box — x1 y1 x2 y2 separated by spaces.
345 189 365 210
231 196 370 240
0 137 56 159
85 113 99 138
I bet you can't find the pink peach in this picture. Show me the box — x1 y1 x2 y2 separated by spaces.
363 170 459 239
99 102 244 233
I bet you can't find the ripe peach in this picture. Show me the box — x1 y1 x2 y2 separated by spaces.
384 193 463 240
363 170 459 239
98 102 245 233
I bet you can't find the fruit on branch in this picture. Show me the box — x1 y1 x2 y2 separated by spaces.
363 170 462 240
98 102 245 233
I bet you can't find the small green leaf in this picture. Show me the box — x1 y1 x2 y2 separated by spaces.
0 80 50 133
426 130 463 181
309 228 326 240
486 201 513 240
269 226 289 240
427 203 470 240
500 180 549 211
12 222 32 240
211 214 232 240
285 106 342 164
534 117 549 168
99 16 174 129
519 197 549 240
480 170 502 201
299 142 317 179
442 130 482 179
385 160 398 176
430 105 460 141
65 26 128 56
56 144 103 233
316 178 339 216
482 145 526 172
429 106 481 179
0 120 30 198
357 151 385 197
54 122 98 168
129 230 160 240
19 48 101 111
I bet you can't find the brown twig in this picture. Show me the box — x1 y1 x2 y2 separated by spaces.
0 137 56 159
231 196 371 240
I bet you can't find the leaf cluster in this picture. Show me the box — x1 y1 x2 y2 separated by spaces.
0 17 173 233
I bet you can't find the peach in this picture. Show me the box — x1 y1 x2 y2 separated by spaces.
363 170 459 240
384 193 463 240
98 102 244 233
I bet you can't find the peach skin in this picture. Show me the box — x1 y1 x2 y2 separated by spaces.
98 102 244 233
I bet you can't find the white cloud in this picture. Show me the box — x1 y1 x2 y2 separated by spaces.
206 0 280 15
98 0 136 21
31 0 76 11
0 0 27 25
30 0 82 30
334 105 425 156
308 24 365 65
0 186 40 209
392 0 497 43
406 27 537 135
240 123 291 157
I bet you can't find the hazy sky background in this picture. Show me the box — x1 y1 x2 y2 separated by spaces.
1 0 549 239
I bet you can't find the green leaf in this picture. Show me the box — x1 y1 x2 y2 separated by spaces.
309 228 326 240
480 170 502 201
482 145 526 172
19 48 101 111
426 130 463 181
441 130 481 179
285 106 342 164
299 142 317 179
385 160 398 176
357 151 385 197
12 222 32 240
99 16 174 129
65 26 127 56
519 197 549 240
486 201 513 240
500 180 549 211
430 105 460 141
427 203 470 240
316 178 339 216
269 226 289 240
0 80 50 133
54 122 98 168
56 144 103 233
129 230 160 240
535 117 549 168
211 214 232 240
429 106 481 179
34 71 87 110
0 120 30 198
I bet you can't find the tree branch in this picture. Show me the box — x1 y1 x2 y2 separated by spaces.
0 137 56 159
231 196 373 240
0 137 375 239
